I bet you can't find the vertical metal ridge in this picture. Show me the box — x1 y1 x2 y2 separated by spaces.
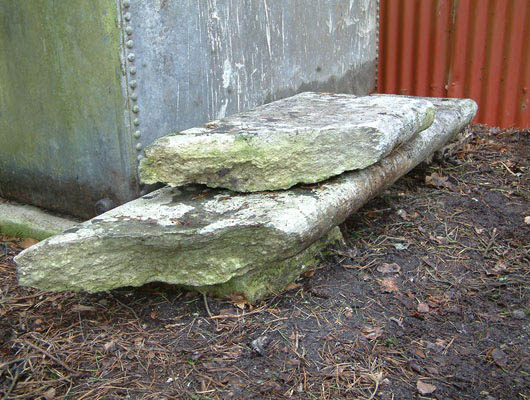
378 0 530 128
482 0 504 125
415 0 431 96
501 0 521 127
515 1 530 128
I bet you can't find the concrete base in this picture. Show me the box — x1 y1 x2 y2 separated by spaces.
0 200 79 240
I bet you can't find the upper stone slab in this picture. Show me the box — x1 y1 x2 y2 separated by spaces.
139 93 435 192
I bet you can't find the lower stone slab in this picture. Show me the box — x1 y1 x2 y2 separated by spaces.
14 96 477 299
193 227 344 302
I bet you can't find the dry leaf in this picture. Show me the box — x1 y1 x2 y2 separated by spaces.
103 341 116 352
19 237 39 249
71 304 96 313
321 364 347 377
301 270 315 278
417 380 436 395
361 326 383 340
426 366 439 375
425 172 455 190
487 260 508 275
377 263 401 274
381 277 399 293
283 282 301 292
250 336 269 356
134 337 144 348
234 300 247 309
417 303 430 313
43 387 56 400
227 293 246 302
412 347 426 358
491 348 508 368
218 308 236 316
397 209 408 220
342 264 363 269
227 293 248 309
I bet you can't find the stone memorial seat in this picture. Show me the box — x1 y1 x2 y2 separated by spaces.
15 94 477 301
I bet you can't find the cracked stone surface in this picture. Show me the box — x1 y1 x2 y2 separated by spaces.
15 97 476 299
139 92 436 192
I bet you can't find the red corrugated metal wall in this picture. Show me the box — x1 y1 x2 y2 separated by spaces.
378 0 530 128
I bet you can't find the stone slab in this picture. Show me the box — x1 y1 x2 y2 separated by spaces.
0 200 79 240
139 93 435 192
194 227 344 302
15 97 477 299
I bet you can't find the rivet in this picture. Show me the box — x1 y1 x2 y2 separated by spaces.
133 130 141 139
127 53 135 62
129 80 138 89
123 0 131 7
136 143 143 151
124 12 132 21
125 26 133 35
132 105 140 113
133 118 140 126
137 155 144 162
129 66 137 75
126 40 134 49
131 93 138 101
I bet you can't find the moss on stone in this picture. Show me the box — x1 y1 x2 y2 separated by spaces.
0 220 53 241
0 203 78 240
192 227 344 302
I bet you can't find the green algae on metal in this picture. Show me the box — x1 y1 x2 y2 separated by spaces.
0 1 134 218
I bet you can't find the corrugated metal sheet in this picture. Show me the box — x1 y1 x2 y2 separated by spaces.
378 0 530 128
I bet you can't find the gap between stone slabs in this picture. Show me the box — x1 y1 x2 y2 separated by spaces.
14 96 477 301
139 92 436 192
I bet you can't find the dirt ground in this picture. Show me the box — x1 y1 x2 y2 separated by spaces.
1 125 529 399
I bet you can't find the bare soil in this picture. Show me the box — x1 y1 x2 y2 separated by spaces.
1 125 529 399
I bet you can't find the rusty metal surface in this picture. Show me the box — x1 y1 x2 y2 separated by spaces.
378 0 530 128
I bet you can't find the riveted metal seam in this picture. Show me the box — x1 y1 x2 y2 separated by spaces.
375 0 380 92
116 0 143 191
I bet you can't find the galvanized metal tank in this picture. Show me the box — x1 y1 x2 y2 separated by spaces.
0 0 377 219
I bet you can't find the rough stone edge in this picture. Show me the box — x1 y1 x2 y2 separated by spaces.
190 226 344 302
138 94 437 193
0 201 79 240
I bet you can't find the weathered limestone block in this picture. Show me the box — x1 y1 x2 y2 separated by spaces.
139 93 436 192
15 97 476 300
